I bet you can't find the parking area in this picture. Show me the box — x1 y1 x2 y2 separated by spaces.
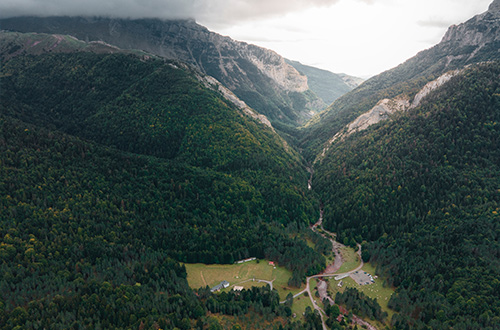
350 270 375 286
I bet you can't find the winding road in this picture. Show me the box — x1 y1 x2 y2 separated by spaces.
288 209 367 330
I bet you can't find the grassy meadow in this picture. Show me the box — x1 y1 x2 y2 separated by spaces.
184 259 306 299
336 246 361 273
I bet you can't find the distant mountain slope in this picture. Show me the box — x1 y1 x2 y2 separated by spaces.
0 31 134 61
0 16 328 125
286 59 362 105
336 73 365 89
301 1 500 160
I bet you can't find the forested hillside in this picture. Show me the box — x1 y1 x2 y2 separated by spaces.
0 34 328 328
315 62 500 328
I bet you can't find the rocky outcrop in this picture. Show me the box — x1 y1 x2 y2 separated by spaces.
317 70 461 162
305 1 500 160
440 1 500 65
411 70 460 108
337 73 365 90
318 97 409 159
0 16 325 125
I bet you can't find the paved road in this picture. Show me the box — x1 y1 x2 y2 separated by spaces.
305 275 328 330
304 217 366 330
257 279 274 290
278 209 373 329
233 278 274 290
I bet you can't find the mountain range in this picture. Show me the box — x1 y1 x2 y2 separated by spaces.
0 16 361 127
1 1 500 329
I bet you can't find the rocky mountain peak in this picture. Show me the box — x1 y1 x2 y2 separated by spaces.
440 0 500 54
489 0 500 13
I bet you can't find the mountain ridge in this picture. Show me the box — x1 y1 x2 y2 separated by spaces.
0 16 339 125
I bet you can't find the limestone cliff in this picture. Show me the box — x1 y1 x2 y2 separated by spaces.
286 60 362 105
317 70 461 162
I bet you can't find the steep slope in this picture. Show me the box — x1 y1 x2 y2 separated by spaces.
314 60 500 329
0 31 316 233
286 59 362 105
0 32 328 328
316 70 461 161
0 16 326 125
301 1 500 160
305 2 500 328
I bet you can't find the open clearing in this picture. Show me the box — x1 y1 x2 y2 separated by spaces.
291 294 314 317
336 246 361 274
327 262 395 322
184 260 305 299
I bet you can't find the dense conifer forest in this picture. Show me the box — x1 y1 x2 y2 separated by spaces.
315 63 500 328
0 49 326 328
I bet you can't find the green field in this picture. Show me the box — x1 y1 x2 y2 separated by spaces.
336 246 361 273
184 260 306 299
310 278 319 295
291 294 313 317
327 262 395 325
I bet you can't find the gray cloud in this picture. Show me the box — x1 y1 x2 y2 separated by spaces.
0 0 342 25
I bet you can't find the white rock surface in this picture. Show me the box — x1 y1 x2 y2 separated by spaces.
317 70 462 162
411 70 460 108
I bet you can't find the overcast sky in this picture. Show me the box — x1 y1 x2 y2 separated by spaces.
0 0 493 77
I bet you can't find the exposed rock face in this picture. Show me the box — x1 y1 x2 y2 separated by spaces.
246 47 308 92
411 70 459 108
197 72 290 152
317 70 461 162
489 0 500 13
440 1 500 65
319 97 409 159
337 73 365 89
0 16 324 124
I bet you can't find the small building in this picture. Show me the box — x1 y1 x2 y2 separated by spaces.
236 257 256 264
269 261 275 266
338 280 343 287
210 280 230 292
233 286 244 291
